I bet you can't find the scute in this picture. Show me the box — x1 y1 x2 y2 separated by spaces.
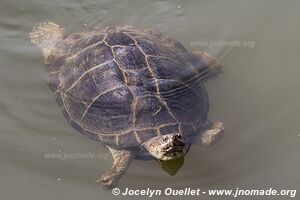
118 131 140 148
63 93 89 122
91 63 125 93
159 123 179 135
60 43 113 93
147 56 195 81
135 95 176 128
55 91 100 141
114 46 148 70
158 79 208 124
67 34 105 55
65 70 99 102
105 32 135 46
124 68 152 86
135 38 181 60
134 129 158 144
80 86 134 133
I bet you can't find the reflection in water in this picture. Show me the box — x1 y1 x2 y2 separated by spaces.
159 156 184 176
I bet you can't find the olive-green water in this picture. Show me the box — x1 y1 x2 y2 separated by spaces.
0 0 299 200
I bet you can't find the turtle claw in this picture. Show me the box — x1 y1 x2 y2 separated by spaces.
97 169 119 189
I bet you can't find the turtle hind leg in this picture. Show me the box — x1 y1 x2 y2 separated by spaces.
29 22 66 59
193 120 225 146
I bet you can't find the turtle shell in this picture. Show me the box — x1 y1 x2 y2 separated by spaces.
48 26 209 149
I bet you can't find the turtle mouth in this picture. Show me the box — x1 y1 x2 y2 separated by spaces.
161 134 186 156
163 143 186 156
166 150 183 156
164 146 183 153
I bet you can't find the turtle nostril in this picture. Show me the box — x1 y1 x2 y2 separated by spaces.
172 134 183 140
172 134 181 140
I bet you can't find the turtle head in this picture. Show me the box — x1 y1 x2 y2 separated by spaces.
142 133 187 161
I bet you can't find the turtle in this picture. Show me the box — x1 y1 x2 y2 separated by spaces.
29 22 225 188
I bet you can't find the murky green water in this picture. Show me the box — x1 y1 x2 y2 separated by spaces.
0 0 299 199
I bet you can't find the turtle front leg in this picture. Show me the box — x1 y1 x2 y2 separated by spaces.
97 149 134 189
195 120 225 146
188 52 222 81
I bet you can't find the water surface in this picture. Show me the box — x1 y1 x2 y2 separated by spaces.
0 0 299 199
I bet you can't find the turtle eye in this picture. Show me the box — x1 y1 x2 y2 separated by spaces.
162 136 168 141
